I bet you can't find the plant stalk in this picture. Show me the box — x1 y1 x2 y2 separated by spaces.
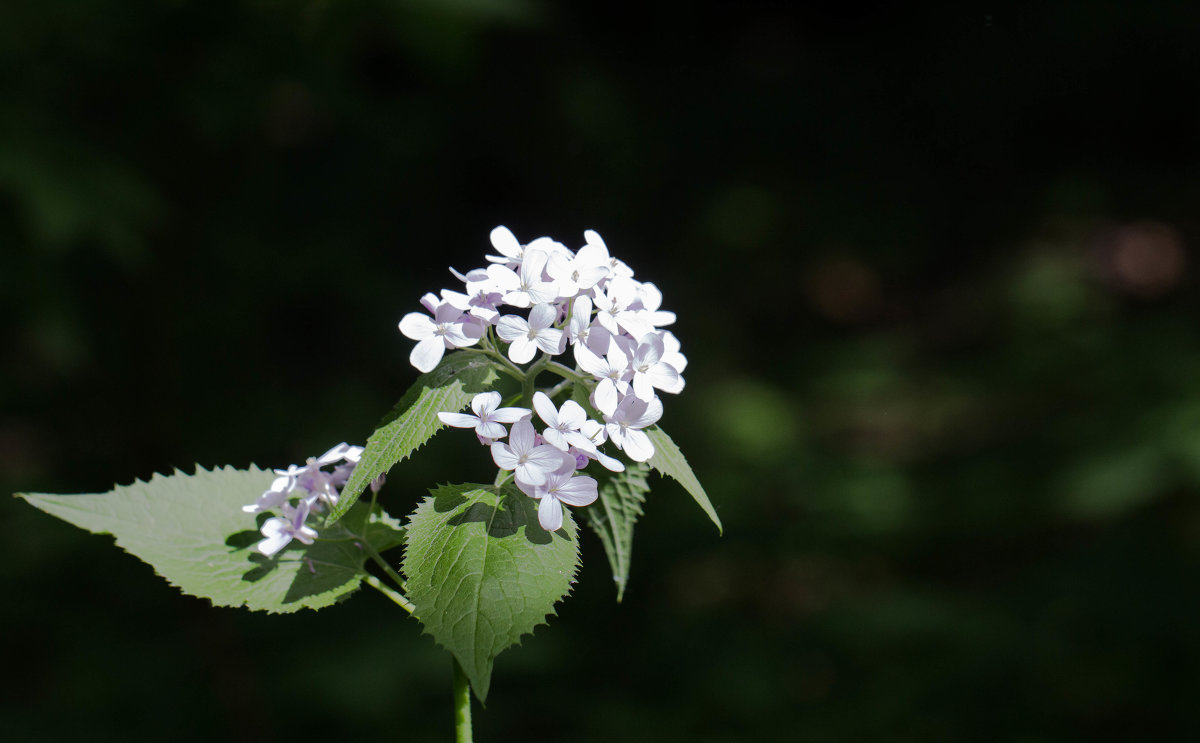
454 658 473 743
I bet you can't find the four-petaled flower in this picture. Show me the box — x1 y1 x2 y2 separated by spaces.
438 392 530 441
257 500 319 557
398 303 485 373
490 419 568 486
604 394 663 462
517 470 599 532
629 333 681 402
496 303 565 364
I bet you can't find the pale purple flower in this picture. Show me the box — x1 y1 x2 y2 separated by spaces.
399 303 486 373
490 419 566 486
440 287 502 324
256 501 319 557
242 475 291 514
604 394 663 462
243 443 362 514
517 470 599 531
496 303 565 364
438 391 530 440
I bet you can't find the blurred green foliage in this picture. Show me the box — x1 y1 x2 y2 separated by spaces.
5 1 1200 741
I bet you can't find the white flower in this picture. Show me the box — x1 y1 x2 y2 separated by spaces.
399 303 485 373
581 229 634 280
574 343 632 416
658 330 687 393
490 419 566 486
485 225 525 265
631 281 676 327
531 391 591 451
604 394 663 462
566 295 612 358
496 303 565 364
629 333 681 401
449 266 488 284
593 276 654 340
438 392 530 440
256 501 319 557
488 249 558 308
547 245 609 298
516 470 599 531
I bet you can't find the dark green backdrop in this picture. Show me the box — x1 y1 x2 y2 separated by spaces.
6 2 1200 741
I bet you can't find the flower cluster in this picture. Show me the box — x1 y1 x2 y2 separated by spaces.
242 443 381 556
400 226 689 531
400 226 687 462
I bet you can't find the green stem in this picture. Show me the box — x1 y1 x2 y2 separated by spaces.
544 360 591 386
362 540 409 595
522 354 550 405
454 658 473 743
363 574 417 615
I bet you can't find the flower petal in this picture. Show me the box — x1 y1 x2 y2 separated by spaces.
507 336 538 364
398 312 435 340
534 328 565 355
490 225 522 259
527 303 558 330
438 412 480 429
491 407 531 424
532 391 559 428
554 475 598 507
622 429 655 462
557 400 587 429
496 314 528 342
490 441 519 470
538 494 564 531
410 336 446 373
508 419 536 453
475 420 508 440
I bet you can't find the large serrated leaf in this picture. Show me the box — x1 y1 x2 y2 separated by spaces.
333 352 499 521
584 462 651 602
402 483 580 701
17 466 405 613
646 426 723 534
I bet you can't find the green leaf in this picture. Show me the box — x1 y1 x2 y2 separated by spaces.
402 483 580 701
333 352 500 521
17 466 406 613
646 426 723 534
584 462 652 602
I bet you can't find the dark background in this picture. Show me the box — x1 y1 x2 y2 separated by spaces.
6 1 1200 740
